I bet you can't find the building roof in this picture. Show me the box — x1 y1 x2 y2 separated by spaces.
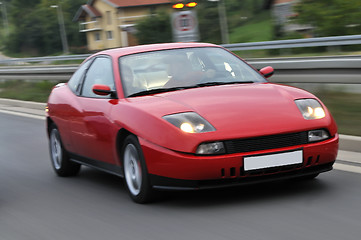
83 5 102 18
73 4 102 21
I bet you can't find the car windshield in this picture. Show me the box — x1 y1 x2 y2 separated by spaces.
119 47 266 97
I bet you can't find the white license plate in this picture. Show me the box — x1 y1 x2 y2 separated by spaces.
244 150 303 171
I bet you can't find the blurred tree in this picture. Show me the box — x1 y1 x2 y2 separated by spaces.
225 0 265 30
5 0 42 54
4 0 86 55
294 0 361 36
135 0 271 45
263 0 275 10
198 0 267 43
197 1 221 43
135 11 172 45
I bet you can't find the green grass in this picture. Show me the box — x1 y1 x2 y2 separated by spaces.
0 80 360 136
227 11 361 58
229 11 273 44
0 80 61 102
52 59 84 65
233 46 361 59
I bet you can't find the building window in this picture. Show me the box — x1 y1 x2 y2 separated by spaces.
106 31 113 40
106 11 112 25
94 32 101 41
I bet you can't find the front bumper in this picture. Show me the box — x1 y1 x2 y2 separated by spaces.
149 162 334 190
139 134 338 190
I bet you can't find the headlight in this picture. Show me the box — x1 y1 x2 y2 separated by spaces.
163 112 216 133
196 142 225 155
308 129 330 142
295 99 326 120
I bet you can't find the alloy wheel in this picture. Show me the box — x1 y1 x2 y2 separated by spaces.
50 129 62 170
124 143 142 196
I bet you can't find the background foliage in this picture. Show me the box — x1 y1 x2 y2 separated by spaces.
2 0 86 56
135 11 172 45
2 0 361 55
293 0 361 37
136 0 270 44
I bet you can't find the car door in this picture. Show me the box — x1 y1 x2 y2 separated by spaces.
49 60 92 153
69 56 119 165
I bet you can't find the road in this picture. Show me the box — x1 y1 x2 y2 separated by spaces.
1 112 361 240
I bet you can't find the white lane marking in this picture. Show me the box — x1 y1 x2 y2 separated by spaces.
334 163 361 174
337 150 361 164
0 109 46 120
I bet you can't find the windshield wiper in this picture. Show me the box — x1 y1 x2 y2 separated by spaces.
127 81 255 97
127 87 188 97
194 81 254 88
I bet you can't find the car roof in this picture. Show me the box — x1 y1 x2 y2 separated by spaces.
89 42 221 59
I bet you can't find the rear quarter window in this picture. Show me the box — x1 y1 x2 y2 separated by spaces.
68 60 91 94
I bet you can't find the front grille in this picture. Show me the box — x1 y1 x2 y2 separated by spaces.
224 131 308 154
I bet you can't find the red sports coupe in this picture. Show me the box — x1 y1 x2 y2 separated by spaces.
46 43 338 203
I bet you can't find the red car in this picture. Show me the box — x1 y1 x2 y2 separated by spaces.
46 43 338 203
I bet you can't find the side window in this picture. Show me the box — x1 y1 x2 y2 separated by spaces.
81 57 115 98
68 60 91 94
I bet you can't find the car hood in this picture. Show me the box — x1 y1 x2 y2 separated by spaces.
154 83 329 138
121 82 335 152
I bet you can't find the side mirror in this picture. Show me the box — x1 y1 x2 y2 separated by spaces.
259 66 274 78
92 84 114 96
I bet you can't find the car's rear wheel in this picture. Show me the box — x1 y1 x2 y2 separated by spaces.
122 135 154 203
49 124 81 177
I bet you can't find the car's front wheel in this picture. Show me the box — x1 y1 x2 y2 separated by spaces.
49 124 81 177
122 135 154 203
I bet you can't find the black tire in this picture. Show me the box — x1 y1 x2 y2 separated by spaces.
49 124 81 177
122 135 154 203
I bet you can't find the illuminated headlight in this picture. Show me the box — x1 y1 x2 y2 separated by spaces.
295 99 326 120
163 112 216 133
196 142 225 155
308 129 330 142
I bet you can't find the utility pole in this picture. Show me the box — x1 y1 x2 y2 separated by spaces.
208 0 229 44
0 1 9 36
51 4 69 54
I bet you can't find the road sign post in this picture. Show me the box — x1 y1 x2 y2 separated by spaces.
171 10 199 42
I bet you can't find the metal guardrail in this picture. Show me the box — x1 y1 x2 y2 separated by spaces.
0 34 361 84
247 55 361 69
0 54 90 65
0 65 78 81
248 56 361 84
1 34 361 65
222 34 361 51
0 56 360 84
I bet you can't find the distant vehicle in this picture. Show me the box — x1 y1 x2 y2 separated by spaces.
46 43 338 203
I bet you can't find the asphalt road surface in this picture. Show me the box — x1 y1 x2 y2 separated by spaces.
1 112 361 240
